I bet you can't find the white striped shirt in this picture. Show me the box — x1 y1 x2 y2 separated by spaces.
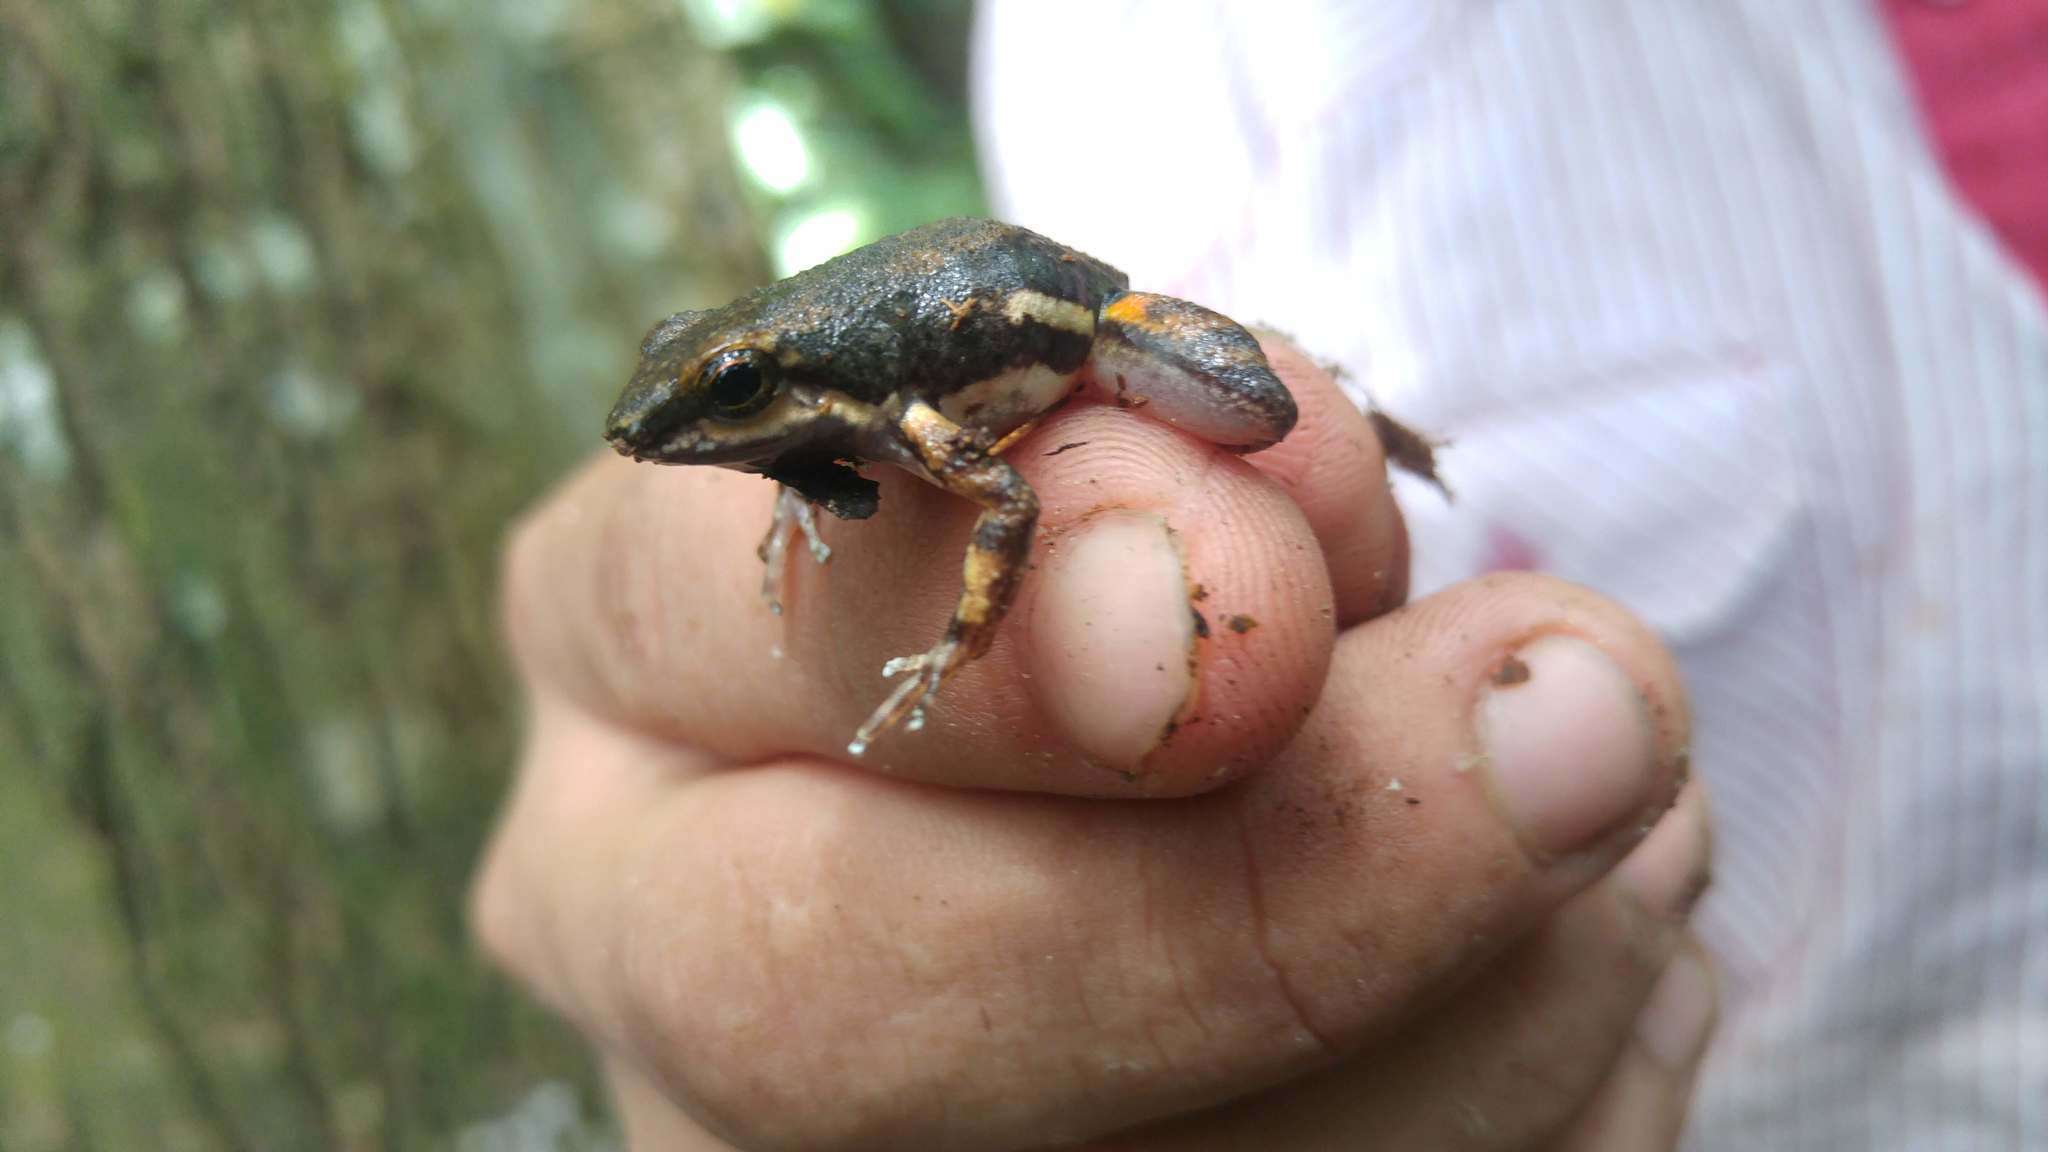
976 3 2048 1146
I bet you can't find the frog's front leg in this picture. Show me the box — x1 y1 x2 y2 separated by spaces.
757 485 832 616
847 401 1038 756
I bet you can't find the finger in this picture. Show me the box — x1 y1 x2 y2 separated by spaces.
607 1058 744 1152
505 408 1339 795
1546 943 1718 1152
1106 783 1714 1151
1233 334 1408 624
473 572 1690 1151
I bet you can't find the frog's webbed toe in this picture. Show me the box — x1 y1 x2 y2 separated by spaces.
1086 291 1297 451
758 485 832 616
848 637 963 756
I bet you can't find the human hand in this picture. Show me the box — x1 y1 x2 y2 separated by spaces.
472 340 1713 1150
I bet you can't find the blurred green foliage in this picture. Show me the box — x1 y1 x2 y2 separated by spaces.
695 0 986 273
0 1 982 1148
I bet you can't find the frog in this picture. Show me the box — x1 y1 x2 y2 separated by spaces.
604 217 1298 757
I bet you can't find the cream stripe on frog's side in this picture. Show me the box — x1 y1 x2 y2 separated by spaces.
1001 289 1095 336
935 363 1078 434
934 290 1096 434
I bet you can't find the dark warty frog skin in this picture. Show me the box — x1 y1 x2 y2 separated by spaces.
604 217 1297 757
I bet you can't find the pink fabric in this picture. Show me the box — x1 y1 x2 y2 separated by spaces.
1886 0 2048 291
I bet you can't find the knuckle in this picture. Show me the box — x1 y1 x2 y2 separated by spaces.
466 829 539 988
498 464 671 712
611 829 938 1149
497 500 573 680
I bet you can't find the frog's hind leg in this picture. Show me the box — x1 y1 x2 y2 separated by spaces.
847 401 1038 756
757 484 832 616
1086 291 1298 451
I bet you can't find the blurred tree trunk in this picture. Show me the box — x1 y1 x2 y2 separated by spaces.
0 1 765 1148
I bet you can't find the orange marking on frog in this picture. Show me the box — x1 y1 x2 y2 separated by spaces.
1103 294 1158 328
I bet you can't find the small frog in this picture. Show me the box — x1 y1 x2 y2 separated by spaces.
604 217 1296 756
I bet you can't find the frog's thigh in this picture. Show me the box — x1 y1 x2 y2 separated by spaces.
1088 291 1298 451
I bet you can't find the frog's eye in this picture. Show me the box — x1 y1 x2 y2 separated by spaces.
703 350 777 420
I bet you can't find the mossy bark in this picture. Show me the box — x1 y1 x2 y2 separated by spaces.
0 2 765 1148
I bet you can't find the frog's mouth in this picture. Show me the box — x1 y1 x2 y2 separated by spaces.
604 401 766 463
607 426 711 463
627 390 838 465
617 426 787 466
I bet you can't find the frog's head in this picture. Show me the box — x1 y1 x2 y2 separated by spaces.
605 310 816 466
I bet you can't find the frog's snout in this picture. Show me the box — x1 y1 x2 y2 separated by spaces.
602 410 648 457
602 412 644 456
604 387 694 458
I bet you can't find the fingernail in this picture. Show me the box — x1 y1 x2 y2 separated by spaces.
1027 511 1194 769
1635 947 1717 1070
1615 781 1712 920
1479 634 1659 857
